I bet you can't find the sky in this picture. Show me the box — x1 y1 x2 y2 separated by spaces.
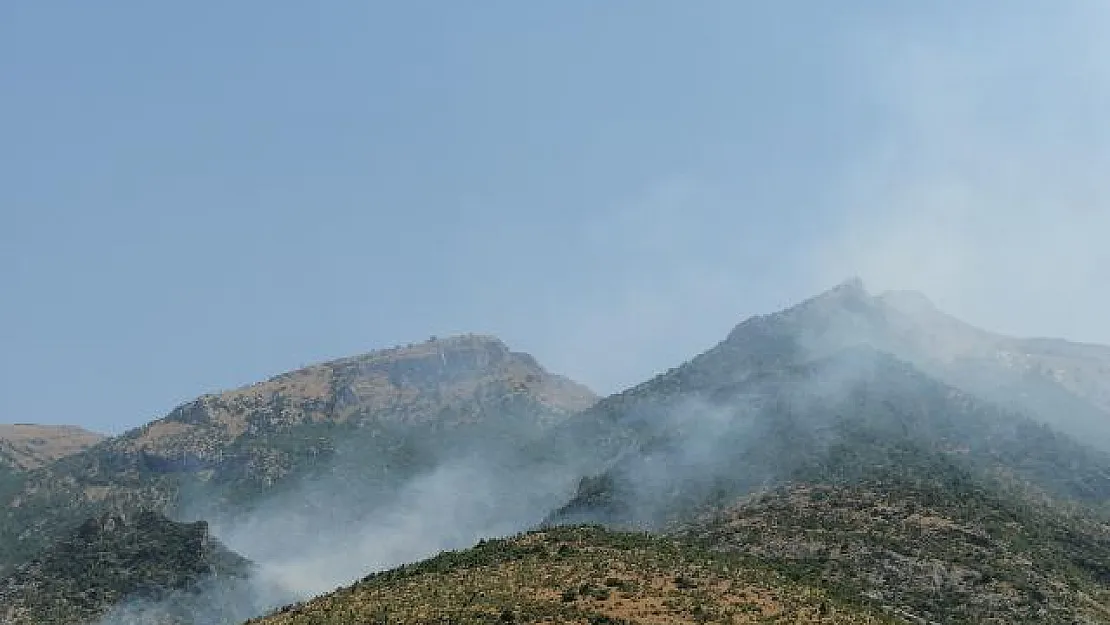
2 2 1109 433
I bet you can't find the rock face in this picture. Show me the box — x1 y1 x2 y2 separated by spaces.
0 510 250 625
0 425 105 471
108 334 594 483
0 335 596 577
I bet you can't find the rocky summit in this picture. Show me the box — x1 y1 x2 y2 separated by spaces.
0 335 596 579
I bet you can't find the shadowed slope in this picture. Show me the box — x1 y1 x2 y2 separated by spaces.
0 511 249 625
0 335 596 576
249 526 898 625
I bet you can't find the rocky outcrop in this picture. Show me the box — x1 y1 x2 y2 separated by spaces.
0 510 250 625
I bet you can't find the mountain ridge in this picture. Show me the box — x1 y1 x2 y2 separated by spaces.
6 282 1110 624
0 334 597 580
551 279 1110 523
0 424 105 472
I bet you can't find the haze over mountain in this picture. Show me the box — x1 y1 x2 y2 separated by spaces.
539 281 1110 622
0 335 594 579
4 281 1110 625
6 4 1110 624
806 280 1110 449
232 280 1110 624
250 526 902 625
1 511 249 625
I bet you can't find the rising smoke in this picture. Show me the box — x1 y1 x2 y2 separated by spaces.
97 3 1110 623
95 424 591 625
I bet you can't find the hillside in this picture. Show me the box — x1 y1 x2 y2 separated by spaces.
772 280 1110 449
0 425 105 471
688 476 1110 624
543 281 1110 622
0 510 250 625
0 335 596 576
551 281 1110 529
7 282 1110 625
248 525 899 625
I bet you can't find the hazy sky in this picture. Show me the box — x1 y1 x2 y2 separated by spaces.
3 2 1108 433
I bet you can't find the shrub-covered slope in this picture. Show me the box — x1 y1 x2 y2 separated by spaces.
0 335 595 576
249 526 899 625
687 475 1110 624
0 511 249 625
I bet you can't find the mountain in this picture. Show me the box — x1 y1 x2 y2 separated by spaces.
551 280 1110 528
543 280 1110 622
835 282 1110 450
105 333 593 492
10 281 1110 625
0 335 596 576
0 425 105 471
0 510 250 625
247 525 899 625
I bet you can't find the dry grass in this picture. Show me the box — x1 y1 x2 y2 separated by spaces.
251 526 897 625
0 424 105 470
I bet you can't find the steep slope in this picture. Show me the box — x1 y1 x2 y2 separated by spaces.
0 424 105 471
551 281 1110 527
553 352 1110 529
544 281 1110 622
108 333 592 487
8 282 1110 625
687 478 1110 624
0 335 596 576
241 278 1110 625
249 526 899 625
0 511 250 625
781 280 1110 449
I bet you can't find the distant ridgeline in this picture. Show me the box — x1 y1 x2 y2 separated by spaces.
5 283 1110 624
0 335 595 577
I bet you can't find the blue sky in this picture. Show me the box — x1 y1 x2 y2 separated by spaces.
3 3 1109 433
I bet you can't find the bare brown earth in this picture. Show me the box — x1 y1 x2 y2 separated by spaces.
0 424 105 471
112 334 595 469
250 526 899 625
0 335 597 577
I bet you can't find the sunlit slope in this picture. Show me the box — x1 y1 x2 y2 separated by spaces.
687 477 1110 624
0 335 595 576
0 425 105 471
249 526 898 625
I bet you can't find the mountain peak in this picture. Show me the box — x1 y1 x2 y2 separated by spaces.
830 276 867 295
109 332 596 485
721 278 876 350
782 277 877 322
787 277 873 317
321 333 510 367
